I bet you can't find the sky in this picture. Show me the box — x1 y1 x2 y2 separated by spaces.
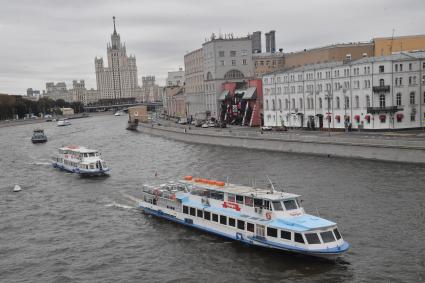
0 0 424 95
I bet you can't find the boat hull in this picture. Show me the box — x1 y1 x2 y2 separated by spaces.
52 162 110 177
32 138 47 143
139 204 349 261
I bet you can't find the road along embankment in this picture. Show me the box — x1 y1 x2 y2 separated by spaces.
138 124 425 164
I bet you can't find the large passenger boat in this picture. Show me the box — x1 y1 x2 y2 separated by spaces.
139 176 349 260
52 145 110 176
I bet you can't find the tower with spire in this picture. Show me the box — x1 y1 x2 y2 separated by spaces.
95 16 139 100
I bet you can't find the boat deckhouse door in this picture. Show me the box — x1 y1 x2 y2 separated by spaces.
256 224 265 238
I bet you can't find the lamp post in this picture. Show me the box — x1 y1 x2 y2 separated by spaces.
325 91 332 136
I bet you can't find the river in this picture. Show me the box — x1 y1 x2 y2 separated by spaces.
0 114 424 282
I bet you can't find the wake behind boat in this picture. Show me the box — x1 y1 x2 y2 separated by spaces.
52 145 110 176
139 176 349 260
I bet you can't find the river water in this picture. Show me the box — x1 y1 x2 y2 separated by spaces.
0 115 424 282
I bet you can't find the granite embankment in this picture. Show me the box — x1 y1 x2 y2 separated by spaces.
138 123 425 164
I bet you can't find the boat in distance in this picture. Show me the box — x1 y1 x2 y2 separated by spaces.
52 145 110 176
57 119 71 126
139 176 349 260
31 128 48 143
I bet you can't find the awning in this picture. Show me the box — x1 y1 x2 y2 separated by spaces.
242 87 257 100
354 115 360 120
218 90 230 101
396 113 404 119
234 89 245 95
335 115 341 119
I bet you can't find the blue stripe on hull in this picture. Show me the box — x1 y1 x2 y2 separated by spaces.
52 162 109 176
139 205 349 260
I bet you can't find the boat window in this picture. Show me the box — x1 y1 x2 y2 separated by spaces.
281 230 292 240
294 233 305 244
228 193 235 202
90 164 95 169
197 209 203 218
272 201 284 211
183 206 188 214
237 220 245 230
189 207 196 216
244 196 253 207
283 199 298 210
220 215 227 225
212 213 218 222
228 218 236 227
204 211 211 221
305 233 321 244
210 191 224 201
235 195 244 204
247 222 255 232
320 231 336 243
254 198 263 207
333 228 341 240
267 227 278 237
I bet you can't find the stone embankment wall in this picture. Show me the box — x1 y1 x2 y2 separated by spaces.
139 124 425 164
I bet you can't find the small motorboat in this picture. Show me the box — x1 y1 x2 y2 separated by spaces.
31 129 48 143
114 111 124 116
13 185 22 192
57 119 71 126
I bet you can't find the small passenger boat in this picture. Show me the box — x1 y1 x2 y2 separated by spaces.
31 129 48 143
57 119 71 127
139 176 349 260
52 145 110 176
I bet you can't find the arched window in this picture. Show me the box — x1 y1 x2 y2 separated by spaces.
266 100 269 110
366 95 371 107
319 97 323 109
410 91 416 105
292 98 295 109
396 93 402 106
279 99 282 111
355 96 359 108
299 98 303 109
285 99 289 109
336 96 340 109
379 79 385 86
344 96 349 109
379 94 386 108
206 72 213 80
224 69 244 80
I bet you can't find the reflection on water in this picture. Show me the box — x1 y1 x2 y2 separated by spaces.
0 115 424 282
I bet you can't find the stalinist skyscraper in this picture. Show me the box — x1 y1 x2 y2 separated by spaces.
95 17 139 100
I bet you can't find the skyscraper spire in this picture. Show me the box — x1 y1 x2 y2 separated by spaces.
113 16 116 34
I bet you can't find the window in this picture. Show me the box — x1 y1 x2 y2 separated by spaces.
409 63 412 70
279 99 282 110
242 59 247 65
294 233 305 244
395 64 398 72
281 230 292 240
228 193 235 202
283 200 298 210
272 201 283 211
244 196 253 206
333 228 341 240
299 98 303 108
220 60 225 66
219 51 225 57
210 191 224 200
379 65 384 73
224 69 244 79
321 231 336 243
336 96 340 109
423 92 425 104
204 211 211 221
230 50 236 57
319 98 323 109
266 100 269 111
228 218 235 227
366 95 371 107
379 79 385 86
220 215 227 225
355 96 359 108
235 195 244 204
212 213 218 222
237 220 245 230
396 93 402 106
189 207 196 216
305 233 321 244
292 98 295 109
272 99 275 111
411 113 416 122
231 60 236 66
410 92 416 105
197 209 203 218
409 76 412 85
344 96 349 109
247 223 255 232
183 206 188 214
267 227 278 237
380 94 386 108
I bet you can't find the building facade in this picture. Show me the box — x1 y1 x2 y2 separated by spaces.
184 48 204 117
374 34 425 56
253 52 285 78
140 76 161 102
95 17 139 101
45 82 71 102
164 86 186 118
167 68 185 87
263 52 425 130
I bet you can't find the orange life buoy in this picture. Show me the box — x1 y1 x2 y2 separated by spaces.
266 212 272 220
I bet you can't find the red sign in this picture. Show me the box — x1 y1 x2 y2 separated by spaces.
222 201 241 211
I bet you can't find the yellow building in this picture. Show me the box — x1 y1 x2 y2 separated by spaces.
374 34 425 56
60 107 74 116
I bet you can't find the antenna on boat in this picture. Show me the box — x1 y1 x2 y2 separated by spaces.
266 175 276 194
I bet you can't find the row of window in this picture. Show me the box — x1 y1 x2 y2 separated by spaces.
182 206 341 245
218 50 248 58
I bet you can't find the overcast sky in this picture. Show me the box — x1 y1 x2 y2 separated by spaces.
1 0 424 94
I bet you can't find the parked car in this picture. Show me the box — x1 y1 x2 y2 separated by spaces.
261 126 272 131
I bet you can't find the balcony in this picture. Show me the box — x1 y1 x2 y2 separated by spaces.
372 85 390 93
367 106 403 114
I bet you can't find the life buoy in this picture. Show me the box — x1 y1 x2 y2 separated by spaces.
266 212 272 220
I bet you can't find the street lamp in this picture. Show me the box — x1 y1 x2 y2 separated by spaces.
325 91 332 136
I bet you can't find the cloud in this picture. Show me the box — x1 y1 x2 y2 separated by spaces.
0 0 424 94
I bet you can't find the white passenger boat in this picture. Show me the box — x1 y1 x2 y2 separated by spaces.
52 145 110 176
57 119 71 126
139 176 349 260
114 111 124 116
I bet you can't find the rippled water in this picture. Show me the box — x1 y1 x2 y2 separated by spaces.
1 115 424 282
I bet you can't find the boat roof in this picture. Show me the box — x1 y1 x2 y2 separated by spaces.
179 180 300 200
59 145 98 153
